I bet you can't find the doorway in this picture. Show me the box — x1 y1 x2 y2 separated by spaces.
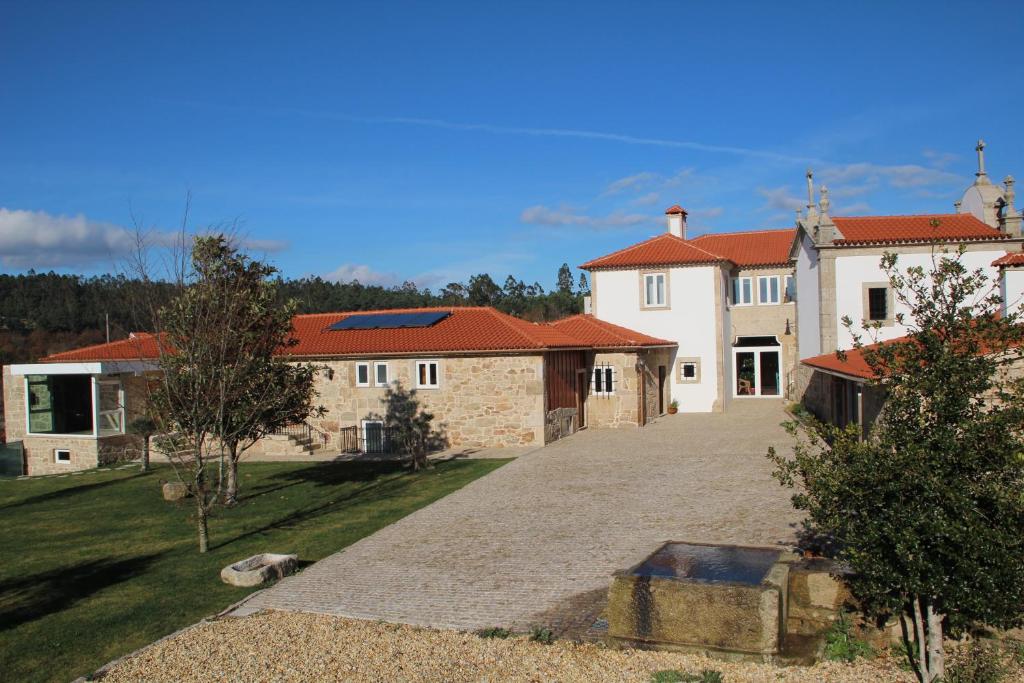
657 365 666 414
733 337 782 398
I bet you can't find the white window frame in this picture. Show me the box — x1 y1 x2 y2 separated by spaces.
591 365 615 396
784 275 796 303
415 360 440 389
96 380 125 436
731 277 753 306
355 362 370 387
54 449 71 464
373 361 389 387
758 276 781 305
24 375 126 438
642 272 668 308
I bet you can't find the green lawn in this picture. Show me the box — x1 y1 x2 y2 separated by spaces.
0 458 509 683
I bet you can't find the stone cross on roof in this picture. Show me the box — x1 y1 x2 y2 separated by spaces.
976 139 987 179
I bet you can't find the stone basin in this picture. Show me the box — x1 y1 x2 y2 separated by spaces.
607 542 790 659
221 553 298 587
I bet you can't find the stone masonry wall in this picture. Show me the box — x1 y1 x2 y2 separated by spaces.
299 354 546 449
586 351 642 429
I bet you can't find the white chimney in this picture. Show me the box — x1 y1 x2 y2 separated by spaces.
665 205 688 239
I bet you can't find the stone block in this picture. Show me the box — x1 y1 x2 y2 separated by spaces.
162 481 189 501
221 553 298 587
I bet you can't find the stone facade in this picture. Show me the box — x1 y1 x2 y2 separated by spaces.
1 366 148 475
585 348 672 430
299 354 546 449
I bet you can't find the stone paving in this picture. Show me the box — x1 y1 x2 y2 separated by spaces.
236 400 802 635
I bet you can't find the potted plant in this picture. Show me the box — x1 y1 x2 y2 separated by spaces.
667 399 679 415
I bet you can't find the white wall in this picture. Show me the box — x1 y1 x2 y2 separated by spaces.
795 232 821 359
834 248 1008 348
593 266 720 412
1001 268 1024 318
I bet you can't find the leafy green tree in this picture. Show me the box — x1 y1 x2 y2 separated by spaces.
371 382 443 471
769 249 1024 682
556 263 574 294
577 272 590 296
467 273 502 306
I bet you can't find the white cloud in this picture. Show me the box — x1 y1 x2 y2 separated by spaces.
520 204 653 230
690 207 724 219
819 162 960 190
922 148 958 169
239 237 289 253
0 208 147 269
630 192 661 207
834 201 872 215
323 263 398 286
603 172 658 196
756 187 806 213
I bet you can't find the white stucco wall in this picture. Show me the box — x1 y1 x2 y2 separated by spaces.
593 266 719 412
834 248 1008 349
795 232 821 359
1001 268 1024 317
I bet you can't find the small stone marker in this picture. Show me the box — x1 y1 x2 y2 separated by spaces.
162 481 189 501
221 553 298 587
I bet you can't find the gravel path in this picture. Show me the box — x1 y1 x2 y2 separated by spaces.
239 401 802 634
98 611 917 683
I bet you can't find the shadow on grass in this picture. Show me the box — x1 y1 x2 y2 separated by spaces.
0 472 152 512
235 461 409 503
213 462 432 551
0 553 164 632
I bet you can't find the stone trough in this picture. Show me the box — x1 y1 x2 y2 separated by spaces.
221 553 298 587
607 542 791 660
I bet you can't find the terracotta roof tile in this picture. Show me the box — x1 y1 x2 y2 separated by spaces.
832 214 1005 246
993 252 1024 267
688 228 796 267
665 205 687 214
550 314 674 348
801 346 879 381
39 308 670 362
579 233 726 270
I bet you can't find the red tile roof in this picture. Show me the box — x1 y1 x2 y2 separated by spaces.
801 346 881 381
993 252 1024 267
579 233 726 270
550 314 673 348
689 228 796 267
831 214 1005 246
42 333 164 363
665 205 687 215
39 308 673 363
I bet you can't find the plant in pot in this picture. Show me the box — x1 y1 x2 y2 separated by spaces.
667 399 679 415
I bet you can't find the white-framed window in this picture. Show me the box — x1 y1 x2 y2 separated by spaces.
731 277 753 306
642 272 667 308
415 360 440 389
784 275 796 303
54 449 71 464
355 362 370 387
373 362 389 387
678 359 700 383
591 365 615 396
25 374 124 437
758 276 781 305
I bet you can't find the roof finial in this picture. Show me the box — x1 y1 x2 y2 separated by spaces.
819 184 831 214
1005 175 1017 209
976 139 987 178
806 169 815 209
954 199 962 214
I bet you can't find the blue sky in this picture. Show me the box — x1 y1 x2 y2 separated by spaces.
2 1 1023 289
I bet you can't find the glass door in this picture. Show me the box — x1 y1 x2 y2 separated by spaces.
733 348 782 398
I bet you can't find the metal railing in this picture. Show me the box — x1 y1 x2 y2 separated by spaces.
270 422 330 446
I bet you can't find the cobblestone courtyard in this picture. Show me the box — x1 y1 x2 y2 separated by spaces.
238 400 801 634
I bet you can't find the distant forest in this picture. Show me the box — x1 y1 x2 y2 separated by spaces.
0 265 589 364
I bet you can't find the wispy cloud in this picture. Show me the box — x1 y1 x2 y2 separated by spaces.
756 186 806 213
520 204 653 230
630 192 661 207
819 162 960 189
603 172 659 196
324 263 399 286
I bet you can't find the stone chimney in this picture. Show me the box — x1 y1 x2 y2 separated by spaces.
665 205 688 239
999 176 1022 238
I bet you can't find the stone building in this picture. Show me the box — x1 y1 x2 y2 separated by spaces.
1 307 674 475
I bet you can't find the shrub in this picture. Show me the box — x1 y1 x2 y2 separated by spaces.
945 640 1009 683
476 627 511 639
529 627 554 644
823 612 874 662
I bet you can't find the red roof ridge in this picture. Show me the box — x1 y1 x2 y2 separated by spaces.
580 233 729 269
481 308 551 349
690 227 795 239
552 314 672 346
833 212 965 220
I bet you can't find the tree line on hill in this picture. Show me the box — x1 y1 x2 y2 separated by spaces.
0 264 589 364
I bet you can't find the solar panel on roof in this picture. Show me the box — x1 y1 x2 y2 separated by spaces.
328 311 451 331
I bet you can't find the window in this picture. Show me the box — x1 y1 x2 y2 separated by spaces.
373 362 389 387
96 381 124 436
731 277 753 305
677 358 701 383
758 276 780 305
642 272 667 308
868 287 888 321
415 360 440 388
591 365 615 396
26 374 94 436
355 362 370 387
784 275 796 303
54 449 71 464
